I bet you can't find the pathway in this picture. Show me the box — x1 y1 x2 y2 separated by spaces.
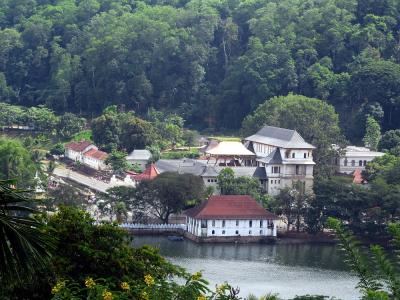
53 167 112 193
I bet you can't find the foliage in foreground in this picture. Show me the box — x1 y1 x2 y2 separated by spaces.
328 218 400 299
0 179 54 286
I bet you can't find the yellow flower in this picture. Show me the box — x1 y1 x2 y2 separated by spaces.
120 281 130 290
197 295 206 300
51 281 65 294
85 277 96 289
191 271 202 281
140 291 149 300
216 283 228 295
144 274 155 286
102 290 113 300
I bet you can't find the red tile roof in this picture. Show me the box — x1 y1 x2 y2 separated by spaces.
65 140 93 152
353 169 364 184
132 164 159 181
185 195 279 220
83 148 108 161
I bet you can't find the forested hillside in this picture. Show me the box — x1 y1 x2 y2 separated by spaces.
0 0 400 140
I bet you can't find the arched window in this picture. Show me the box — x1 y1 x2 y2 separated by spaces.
363 160 367 166
344 159 348 166
212 230 215 235
359 160 363 166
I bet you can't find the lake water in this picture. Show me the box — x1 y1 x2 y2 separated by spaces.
133 236 360 300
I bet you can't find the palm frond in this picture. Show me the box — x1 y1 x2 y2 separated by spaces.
0 179 55 285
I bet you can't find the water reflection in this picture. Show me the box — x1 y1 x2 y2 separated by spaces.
133 236 359 299
133 236 348 270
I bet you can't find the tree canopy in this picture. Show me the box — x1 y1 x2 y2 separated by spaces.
0 0 399 141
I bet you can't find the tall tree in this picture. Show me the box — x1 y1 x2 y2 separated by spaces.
136 172 204 223
363 116 381 150
0 137 38 188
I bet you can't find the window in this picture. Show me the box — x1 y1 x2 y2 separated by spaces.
235 230 239 235
249 220 252 228
222 220 225 227
222 230 225 235
359 160 362 166
260 220 263 227
249 230 252 235
236 220 239 226
344 159 348 166
292 153 295 158
272 166 280 174
270 180 273 184
363 160 367 166
351 160 355 166
278 180 281 184
304 153 307 158
212 220 215 226
260 230 263 235
212 230 215 235
201 220 207 228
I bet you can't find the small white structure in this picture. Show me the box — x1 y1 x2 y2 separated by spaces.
65 140 108 171
65 140 96 162
126 149 152 170
82 148 108 170
334 145 384 174
185 195 278 238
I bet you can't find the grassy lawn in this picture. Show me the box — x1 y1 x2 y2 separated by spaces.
208 136 241 142
161 148 200 159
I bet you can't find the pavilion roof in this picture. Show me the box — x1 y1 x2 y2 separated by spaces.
205 141 255 156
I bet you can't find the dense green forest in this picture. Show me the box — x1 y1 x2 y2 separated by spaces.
0 0 400 140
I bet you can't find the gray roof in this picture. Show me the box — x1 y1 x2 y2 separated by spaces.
245 126 315 149
201 165 219 177
155 159 267 179
155 159 207 176
257 148 283 164
127 149 152 160
215 166 267 180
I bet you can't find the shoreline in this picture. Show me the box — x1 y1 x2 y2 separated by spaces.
126 228 338 245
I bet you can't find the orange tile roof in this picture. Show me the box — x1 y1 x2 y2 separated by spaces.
353 169 364 184
132 164 159 181
65 140 93 152
83 148 108 161
185 195 279 220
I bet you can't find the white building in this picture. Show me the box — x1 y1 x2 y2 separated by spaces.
65 140 96 162
82 148 108 170
244 126 316 195
334 145 384 174
185 195 278 238
126 149 152 170
65 140 108 171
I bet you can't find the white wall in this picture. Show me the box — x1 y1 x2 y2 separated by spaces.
187 217 276 237
65 145 96 162
82 156 107 170
338 156 374 174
